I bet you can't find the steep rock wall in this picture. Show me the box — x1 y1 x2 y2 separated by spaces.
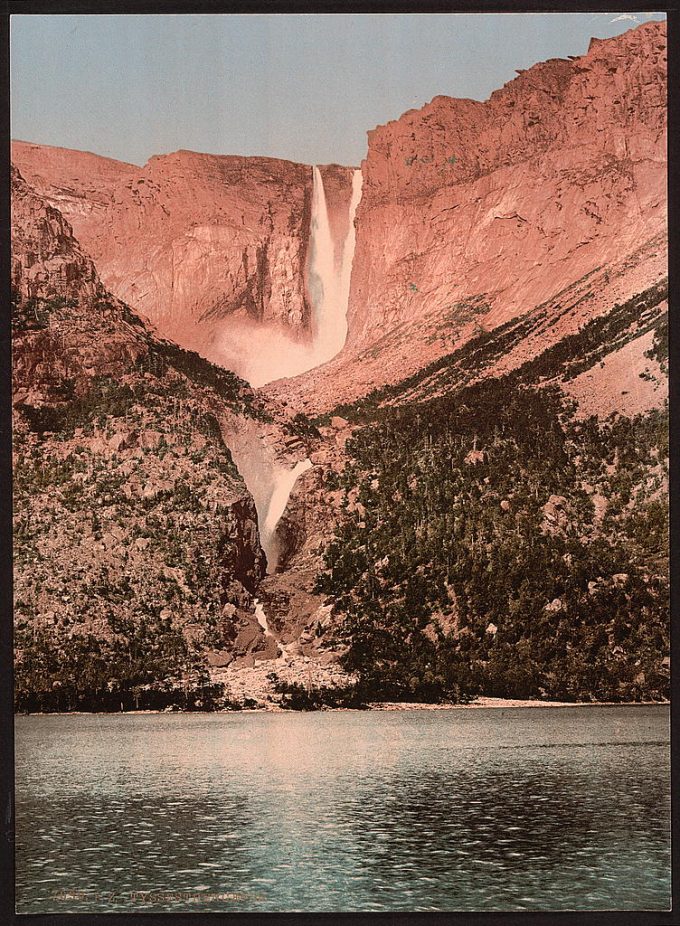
348 20 666 346
267 21 666 414
12 142 356 368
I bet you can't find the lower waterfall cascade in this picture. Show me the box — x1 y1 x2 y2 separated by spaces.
261 458 313 572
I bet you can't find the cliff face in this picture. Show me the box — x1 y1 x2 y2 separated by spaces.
11 168 286 709
11 164 106 307
267 20 666 413
12 142 356 377
349 20 665 340
11 165 149 398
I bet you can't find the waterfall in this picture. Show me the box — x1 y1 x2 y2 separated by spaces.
216 170 363 586
261 458 313 571
307 166 363 366
336 169 363 349
213 166 362 386
308 166 337 356
254 598 298 662
254 598 284 658
223 421 315 574
253 599 271 636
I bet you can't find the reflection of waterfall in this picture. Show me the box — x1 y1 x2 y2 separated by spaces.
307 166 363 366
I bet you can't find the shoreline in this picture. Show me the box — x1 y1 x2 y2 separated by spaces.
365 697 670 711
15 697 670 716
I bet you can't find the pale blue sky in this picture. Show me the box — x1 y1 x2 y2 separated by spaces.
11 12 665 168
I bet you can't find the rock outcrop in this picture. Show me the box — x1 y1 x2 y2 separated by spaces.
11 167 283 709
11 164 106 307
12 142 356 381
268 20 667 414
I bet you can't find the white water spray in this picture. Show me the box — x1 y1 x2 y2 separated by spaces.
254 599 271 636
262 458 313 551
307 166 363 366
254 597 299 662
254 597 285 658
263 458 313 540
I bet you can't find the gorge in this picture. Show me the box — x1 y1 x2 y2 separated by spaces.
11 19 669 711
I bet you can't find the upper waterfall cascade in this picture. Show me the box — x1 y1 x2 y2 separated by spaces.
307 166 363 366
213 166 362 387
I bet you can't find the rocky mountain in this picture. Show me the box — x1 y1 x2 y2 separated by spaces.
12 141 356 383
12 21 669 709
12 166 281 710
267 20 667 414
13 23 666 416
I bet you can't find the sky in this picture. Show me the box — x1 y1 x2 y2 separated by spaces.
10 11 666 168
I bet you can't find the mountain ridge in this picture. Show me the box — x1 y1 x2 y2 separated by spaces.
11 20 668 709
264 19 666 414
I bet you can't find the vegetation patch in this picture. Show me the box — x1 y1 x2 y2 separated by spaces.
317 280 668 425
316 378 668 704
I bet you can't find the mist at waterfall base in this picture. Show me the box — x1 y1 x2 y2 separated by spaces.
209 318 318 388
210 167 363 388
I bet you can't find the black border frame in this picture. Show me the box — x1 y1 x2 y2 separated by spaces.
1 2 677 924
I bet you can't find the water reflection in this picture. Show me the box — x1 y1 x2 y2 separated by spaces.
15 706 670 912
331 751 669 911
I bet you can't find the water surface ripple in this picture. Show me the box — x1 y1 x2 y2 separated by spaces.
15 705 670 912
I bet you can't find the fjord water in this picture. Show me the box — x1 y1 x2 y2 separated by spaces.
15 706 669 913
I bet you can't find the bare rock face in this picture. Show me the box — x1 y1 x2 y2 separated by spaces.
349 20 666 342
269 21 667 414
12 143 356 371
11 165 150 394
11 165 106 307
12 168 273 696
12 144 313 343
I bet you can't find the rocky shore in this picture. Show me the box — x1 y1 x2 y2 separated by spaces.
18 697 669 716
